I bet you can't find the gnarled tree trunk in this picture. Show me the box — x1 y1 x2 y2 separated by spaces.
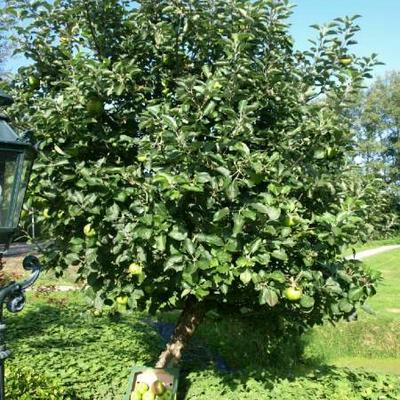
156 298 206 368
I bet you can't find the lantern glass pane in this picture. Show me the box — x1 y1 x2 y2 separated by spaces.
12 155 33 226
0 150 19 229
0 119 18 142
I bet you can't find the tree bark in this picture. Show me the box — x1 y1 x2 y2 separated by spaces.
155 298 205 369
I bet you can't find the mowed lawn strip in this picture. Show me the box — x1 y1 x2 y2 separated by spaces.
304 248 400 375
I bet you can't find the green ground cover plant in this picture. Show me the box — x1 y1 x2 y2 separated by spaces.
5 367 77 400
182 367 400 400
3 256 400 400
6 292 162 400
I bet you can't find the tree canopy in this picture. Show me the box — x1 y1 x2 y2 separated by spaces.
3 0 381 366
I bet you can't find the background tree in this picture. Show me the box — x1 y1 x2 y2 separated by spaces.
355 71 400 183
0 0 14 74
351 71 400 234
5 0 380 368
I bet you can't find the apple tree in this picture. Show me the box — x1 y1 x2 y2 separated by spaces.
5 0 380 367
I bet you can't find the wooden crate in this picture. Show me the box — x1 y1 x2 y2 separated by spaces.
124 365 179 400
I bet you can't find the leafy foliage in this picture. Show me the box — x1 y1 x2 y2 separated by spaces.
347 170 398 238
5 291 400 400
6 293 162 399
5 0 380 328
183 367 400 400
5 367 77 400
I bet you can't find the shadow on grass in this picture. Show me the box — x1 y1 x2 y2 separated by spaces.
153 314 400 399
6 301 399 399
5 299 163 399
177 358 400 400
6 300 161 354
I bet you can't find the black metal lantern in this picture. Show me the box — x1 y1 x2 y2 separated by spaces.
0 90 41 400
0 90 36 245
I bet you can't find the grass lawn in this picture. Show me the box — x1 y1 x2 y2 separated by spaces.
304 248 400 375
5 289 400 400
2 255 81 287
343 236 400 256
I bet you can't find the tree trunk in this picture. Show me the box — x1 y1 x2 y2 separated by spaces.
155 298 205 368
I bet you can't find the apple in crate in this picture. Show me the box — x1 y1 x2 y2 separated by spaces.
151 380 166 396
131 368 175 400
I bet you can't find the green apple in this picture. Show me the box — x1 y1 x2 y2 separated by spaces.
83 223 96 237
284 286 303 301
151 380 165 396
143 391 156 400
28 75 40 89
159 389 173 399
282 216 295 227
131 390 142 400
116 295 129 305
137 154 147 162
212 81 222 90
338 56 352 66
42 208 51 219
135 382 149 394
93 309 102 317
128 262 143 276
86 96 104 117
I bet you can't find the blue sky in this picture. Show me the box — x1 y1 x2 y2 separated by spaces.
290 0 400 78
4 0 399 78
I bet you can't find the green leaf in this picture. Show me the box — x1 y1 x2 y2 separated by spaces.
168 227 188 241
300 295 315 308
337 270 352 284
204 100 216 116
254 252 270 265
240 270 252 285
184 238 195 255
226 181 239 200
196 172 212 183
233 142 250 156
339 298 353 313
155 235 166 252
268 271 285 283
236 256 254 267
271 249 288 261
348 287 364 302
313 148 326 159
54 144 68 157
266 207 281 221
165 255 184 270
250 203 280 220
115 82 125 96
361 303 375 315
232 214 244 236
162 115 178 130
196 234 224 247
213 207 230 222
250 203 270 214
259 288 279 307
216 166 230 177
181 288 191 298
248 238 262 254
